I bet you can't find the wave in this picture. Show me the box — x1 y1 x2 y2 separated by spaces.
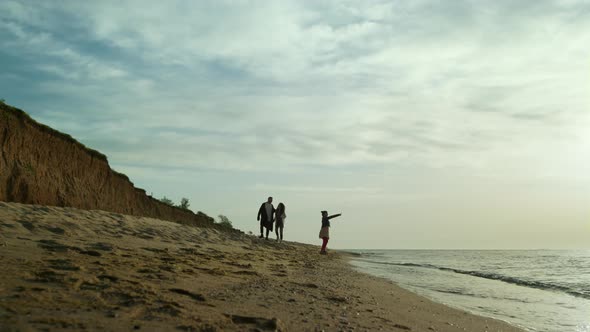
359 260 590 300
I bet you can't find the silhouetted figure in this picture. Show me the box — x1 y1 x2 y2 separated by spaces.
319 210 341 254
257 196 275 239
275 202 286 242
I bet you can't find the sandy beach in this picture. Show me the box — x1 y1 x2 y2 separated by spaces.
0 202 523 331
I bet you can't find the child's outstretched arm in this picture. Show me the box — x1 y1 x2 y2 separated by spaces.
328 213 342 220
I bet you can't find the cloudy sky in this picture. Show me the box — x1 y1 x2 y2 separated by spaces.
1 0 588 249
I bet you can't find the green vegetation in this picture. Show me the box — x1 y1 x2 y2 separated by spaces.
217 214 233 229
179 197 190 210
159 196 192 210
159 196 175 206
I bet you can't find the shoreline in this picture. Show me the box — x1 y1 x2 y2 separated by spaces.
0 202 524 331
342 251 528 332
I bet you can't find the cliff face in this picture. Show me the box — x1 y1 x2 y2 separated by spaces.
0 102 215 228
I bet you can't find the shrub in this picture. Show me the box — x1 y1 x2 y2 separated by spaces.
217 214 233 229
179 197 190 210
159 196 174 206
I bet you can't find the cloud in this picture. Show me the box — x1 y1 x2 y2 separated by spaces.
1 0 589 175
2 0 589 248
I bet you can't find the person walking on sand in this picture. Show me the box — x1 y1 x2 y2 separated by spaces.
275 202 286 242
319 210 341 254
257 196 275 239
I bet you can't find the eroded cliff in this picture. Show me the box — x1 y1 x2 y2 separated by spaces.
0 102 215 228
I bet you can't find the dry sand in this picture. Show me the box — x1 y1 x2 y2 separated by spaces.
0 202 524 331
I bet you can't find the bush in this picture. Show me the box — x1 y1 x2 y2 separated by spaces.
159 196 174 206
179 197 190 210
217 214 233 229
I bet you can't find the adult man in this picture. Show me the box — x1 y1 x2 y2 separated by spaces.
257 196 275 239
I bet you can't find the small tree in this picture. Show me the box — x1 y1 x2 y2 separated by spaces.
159 196 174 206
217 214 233 229
179 197 190 210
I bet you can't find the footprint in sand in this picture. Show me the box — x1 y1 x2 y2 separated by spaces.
224 261 253 269
102 291 143 307
141 247 168 254
176 324 216 331
17 220 35 231
225 314 285 332
0 221 16 229
153 302 182 317
88 242 114 252
97 275 119 283
133 232 155 240
232 270 259 276
78 249 102 257
393 323 412 330
47 259 81 271
43 226 66 235
31 270 65 284
295 282 320 289
327 295 349 303
168 288 206 302
37 239 71 252
37 239 102 257
137 268 159 274
79 281 109 291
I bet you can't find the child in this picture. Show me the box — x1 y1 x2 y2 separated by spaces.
319 210 342 254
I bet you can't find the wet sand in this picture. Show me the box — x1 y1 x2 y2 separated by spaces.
0 202 524 331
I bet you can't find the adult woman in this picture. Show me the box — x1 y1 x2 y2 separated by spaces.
275 203 286 242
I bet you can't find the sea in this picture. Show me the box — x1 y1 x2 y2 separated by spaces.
348 250 590 332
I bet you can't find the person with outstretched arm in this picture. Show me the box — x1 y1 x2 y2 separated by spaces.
318 210 341 254
257 196 275 239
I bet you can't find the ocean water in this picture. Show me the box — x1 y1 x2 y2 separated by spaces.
348 250 590 332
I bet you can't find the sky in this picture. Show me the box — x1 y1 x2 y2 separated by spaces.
1 0 589 249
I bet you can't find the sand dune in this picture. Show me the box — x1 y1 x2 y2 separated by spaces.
0 202 523 331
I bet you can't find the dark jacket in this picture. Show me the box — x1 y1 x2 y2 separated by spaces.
257 202 275 223
321 214 341 228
